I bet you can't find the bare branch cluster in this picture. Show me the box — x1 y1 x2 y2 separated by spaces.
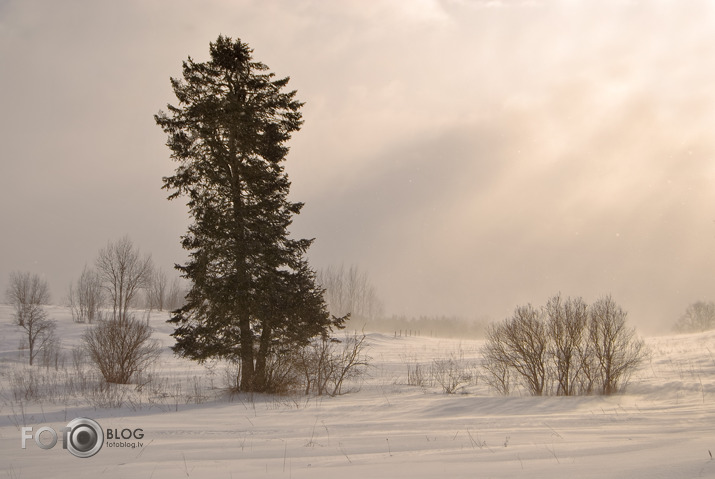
294 332 371 396
5 271 50 325
82 315 161 384
404 350 480 394
225 332 371 396
431 354 479 394
482 294 648 396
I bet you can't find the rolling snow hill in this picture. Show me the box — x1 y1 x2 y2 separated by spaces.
1 305 714 478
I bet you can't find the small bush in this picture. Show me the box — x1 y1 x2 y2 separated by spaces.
294 332 370 396
589 296 647 395
219 333 370 396
482 294 648 396
407 362 428 387
83 315 161 384
482 342 512 396
431 355 477 394
483 304 549 396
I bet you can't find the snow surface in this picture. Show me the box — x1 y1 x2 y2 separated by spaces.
1 305 714 478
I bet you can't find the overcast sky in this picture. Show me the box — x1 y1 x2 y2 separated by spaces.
2 0 714 333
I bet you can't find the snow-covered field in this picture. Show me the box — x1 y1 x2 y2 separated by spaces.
1 305 714 478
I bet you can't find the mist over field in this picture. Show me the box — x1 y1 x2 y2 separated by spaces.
3 3 715 477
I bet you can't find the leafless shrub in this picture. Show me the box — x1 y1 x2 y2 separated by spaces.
328 332 371 395
546 294 589 396
223 354 294 399
294 332 370 396
406 362 429 387
589 295 647 395
8 364 96 402
431 353 477 394
482 294 647 396
187 375 209 404
83 315 162 384
485 304 550 396
481 334 512 396
88 382 128 409
256 348 302 395
9 368 40 400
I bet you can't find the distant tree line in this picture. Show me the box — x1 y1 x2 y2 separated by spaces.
317 264 384 322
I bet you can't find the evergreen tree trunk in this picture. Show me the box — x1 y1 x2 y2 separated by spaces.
239 312 255 391
254 324 273 392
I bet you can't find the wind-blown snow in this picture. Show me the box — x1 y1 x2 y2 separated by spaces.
1 305 713 478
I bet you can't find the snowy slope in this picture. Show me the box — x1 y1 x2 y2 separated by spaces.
1 305 714 478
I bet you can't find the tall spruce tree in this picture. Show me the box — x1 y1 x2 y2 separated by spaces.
156 36 343 392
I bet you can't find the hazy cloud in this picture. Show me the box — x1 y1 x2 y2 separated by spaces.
2 0 714 331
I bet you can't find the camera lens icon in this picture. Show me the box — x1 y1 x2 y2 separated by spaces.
65 418 103 458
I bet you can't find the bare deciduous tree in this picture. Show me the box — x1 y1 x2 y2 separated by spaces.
5 271 50 326
83 315 161 384
5 272 55 365
673 301 715 333
165 276 187 312
146 268 168 311
67 265 104 323
19 304 56 366
96 236 153 321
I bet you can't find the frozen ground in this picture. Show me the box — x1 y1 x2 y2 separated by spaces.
1 304 714 478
